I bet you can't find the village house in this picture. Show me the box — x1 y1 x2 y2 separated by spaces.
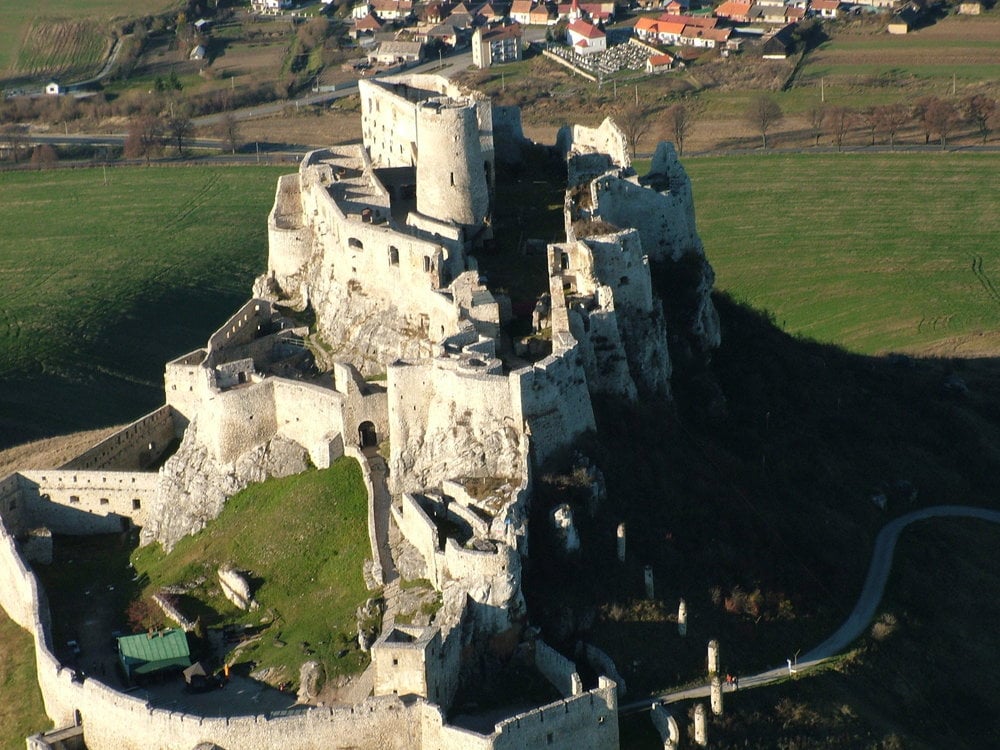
645 52 675 72
566 18 607 54
713 0 754 22
371 0 415 21
509 0 534 23
472 22 524 66
353 13 384 38
250 0 293 11
369 39 424 64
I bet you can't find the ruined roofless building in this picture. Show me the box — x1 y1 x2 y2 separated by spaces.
359 75 494 236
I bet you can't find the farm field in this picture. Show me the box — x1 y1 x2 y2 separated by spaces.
0 165 287 450
684 152 1000 356
0 0 179 80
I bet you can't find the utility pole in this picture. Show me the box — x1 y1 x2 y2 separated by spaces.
821 77 825 103
952 72 956 96
256 141 260 164
634 84 639 106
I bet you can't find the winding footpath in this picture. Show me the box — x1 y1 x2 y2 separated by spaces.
622 505 1000 713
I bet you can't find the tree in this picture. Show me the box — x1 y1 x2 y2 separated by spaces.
124 114 164 164
1 123 29 163
824 106 855 152
873 103 908 151
913 96 938 145
807 106 826 147
29 143 57 170
216 111 241 155
860 107 878 147
665 103 693 157
744 95 783 150
923 98 959 149
963 93 997 144
614 99 653 158
166 113 194 156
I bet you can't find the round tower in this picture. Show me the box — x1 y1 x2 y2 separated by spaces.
416 97 490 229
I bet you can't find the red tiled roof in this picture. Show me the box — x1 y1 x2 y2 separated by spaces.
648 53 674 64
567 18 605 37
355 13 383 28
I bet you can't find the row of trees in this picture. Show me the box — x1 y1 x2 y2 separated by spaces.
122 111 240 162
748 93 998 151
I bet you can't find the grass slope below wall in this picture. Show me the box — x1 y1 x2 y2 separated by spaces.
130 458 373 687
0 610 50 748
0 165 288 449
683 153 1000 358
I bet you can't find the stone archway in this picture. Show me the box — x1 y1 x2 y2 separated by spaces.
358 421 377 448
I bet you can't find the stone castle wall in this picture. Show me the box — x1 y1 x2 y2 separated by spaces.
60 406 179 472
534 640 582 698
8 470 157 535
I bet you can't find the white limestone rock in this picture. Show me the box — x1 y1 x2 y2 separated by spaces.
218 566 256 611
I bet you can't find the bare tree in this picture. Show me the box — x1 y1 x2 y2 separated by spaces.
824 106 855 152
744 95 783 150
166 113 194 156
914 96 938 145
924 98 959 149
1 124 29 163
665 103 693 156
216 111 241 155
807 105 825 147
873 103 908 150
124 114 164 164
963 93 997 144
29 143 57 170
614 100 653 158
859 107 878 147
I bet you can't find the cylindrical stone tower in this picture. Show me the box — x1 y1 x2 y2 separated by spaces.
416 98 489 229
617 522 626 562
677 599 687 637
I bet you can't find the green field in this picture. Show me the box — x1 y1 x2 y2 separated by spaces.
0 165 288 449
131 459 373 686
0 610 50 749
685 152 1000 356
0 1 180 78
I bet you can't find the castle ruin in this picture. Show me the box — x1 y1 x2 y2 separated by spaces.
0 73 719 749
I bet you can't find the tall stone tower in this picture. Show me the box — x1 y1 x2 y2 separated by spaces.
416 97 490 229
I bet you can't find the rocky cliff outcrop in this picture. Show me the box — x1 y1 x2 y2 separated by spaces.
142 418 310 551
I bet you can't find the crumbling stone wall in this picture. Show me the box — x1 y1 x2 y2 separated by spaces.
60 406 179 472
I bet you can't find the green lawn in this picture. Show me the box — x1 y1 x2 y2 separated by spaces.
0 610 50 749
131 459 374 686
0 165 288 449
684 152 1000 356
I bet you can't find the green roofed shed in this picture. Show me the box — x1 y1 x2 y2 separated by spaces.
118 629 191 680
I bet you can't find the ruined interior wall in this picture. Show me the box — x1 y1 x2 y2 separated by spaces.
360 79 421 168
388 360 523 494
205 300 275 364
165 350 211 425
267 173 312 288
60 407 179 472
511 344 596 468
490 677 619 750
199 380 280 465
393 494 440 583
567 118 630 170
272 380 346 468
15 471 157 534
534 640 581 699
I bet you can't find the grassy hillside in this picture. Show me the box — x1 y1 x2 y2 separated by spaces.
686 153 1000 357
0 610 50 749
130 459 373 686
0 165 287 449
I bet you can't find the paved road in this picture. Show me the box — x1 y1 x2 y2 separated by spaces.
622 505 1000 713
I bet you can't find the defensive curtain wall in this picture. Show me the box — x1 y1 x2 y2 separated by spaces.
2 74 723 748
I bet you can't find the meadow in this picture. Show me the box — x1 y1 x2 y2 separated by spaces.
684 152 1000 356
0 0 179 81
0 165 287 449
